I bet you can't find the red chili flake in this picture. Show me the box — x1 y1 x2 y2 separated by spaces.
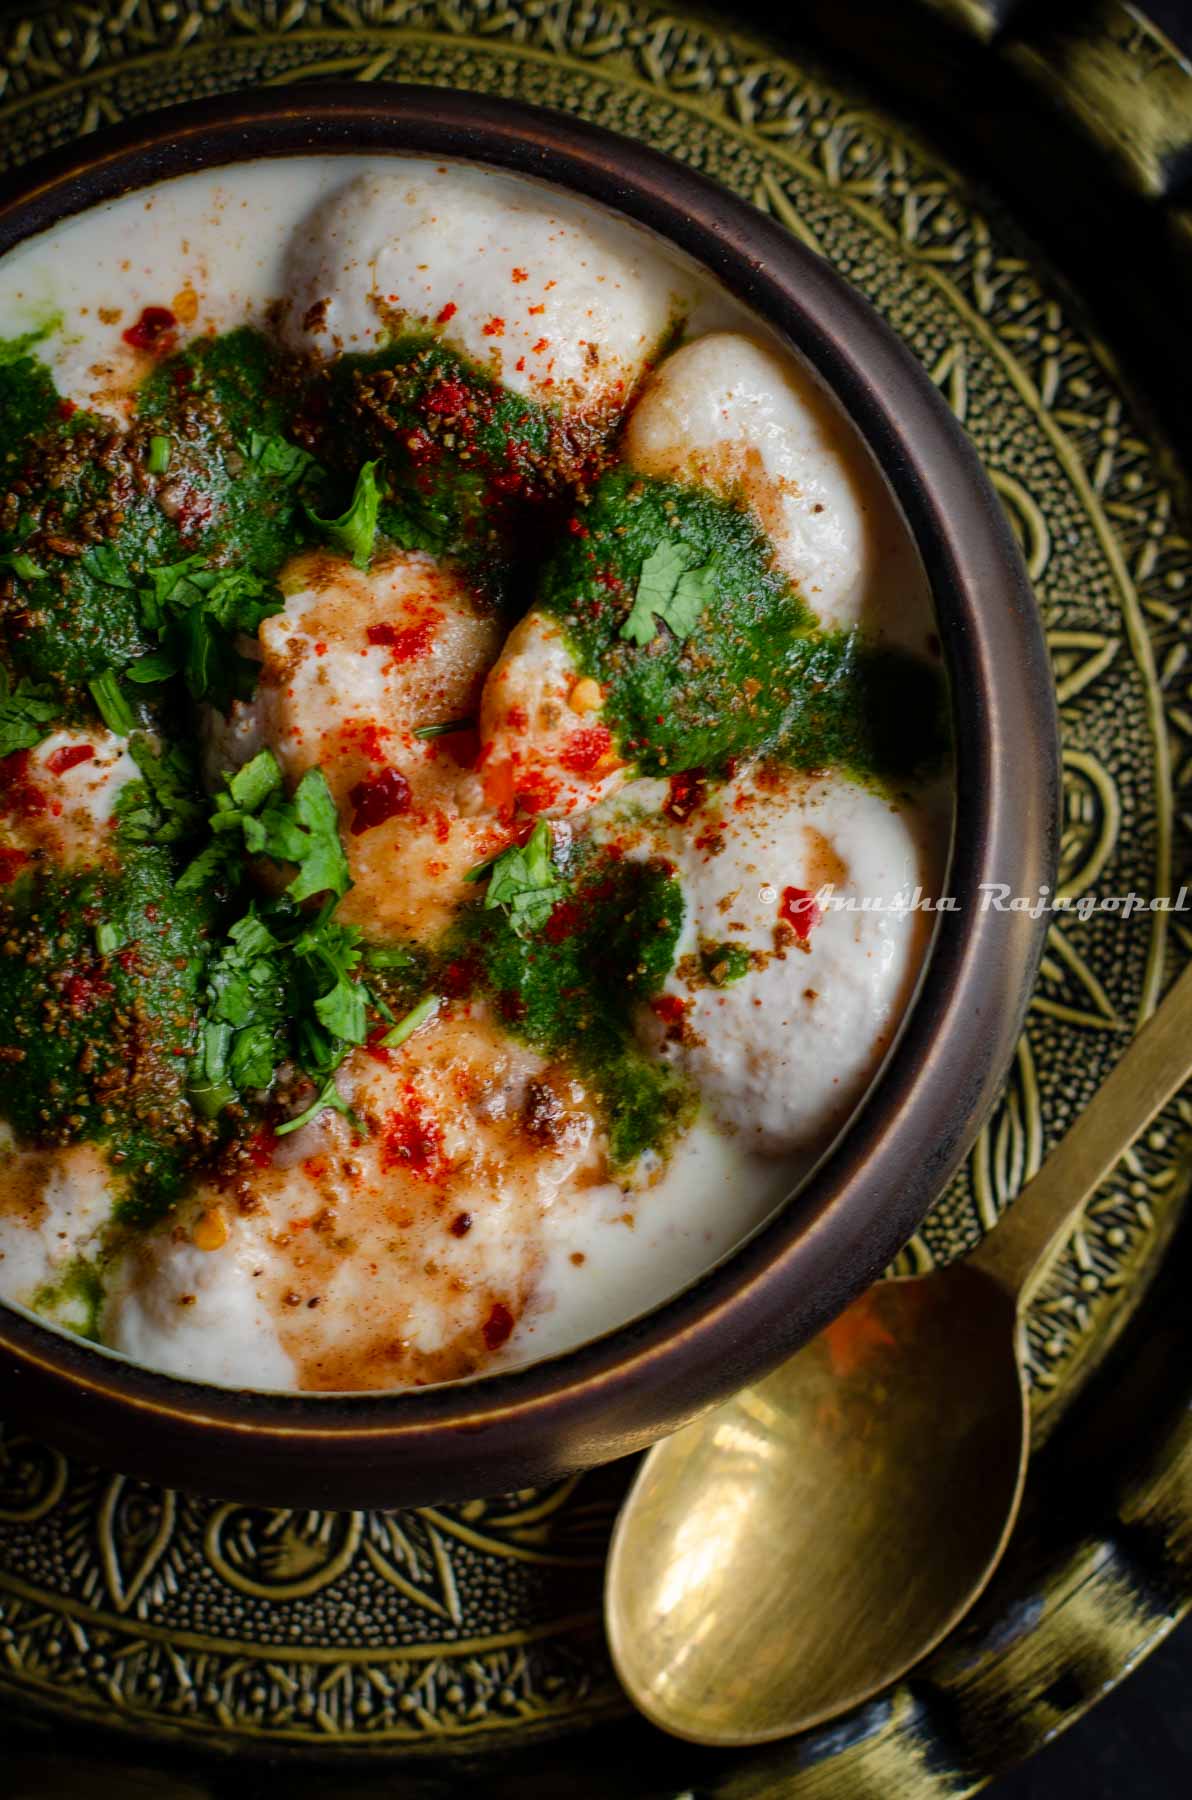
650 993 688 1027
567 516 590 538
435 301 458 324
450 1211 473 1237
46 744 94 777
423 378 473 417
381 1099 443 1179
531 337 549 354
57 397 77 420
0 750 46 819
483 1302 515 1351
246 1126 277 1170
558 726 612 776
779 886 822 940
482 316 505 337
122 305 177 355
440 956 478 998
544 898 582 945
349 767 412 836
314 641 327 657
664 769 706 823
365 1025 393 1068
510 268 528 284
527 303 545 315
115 945 139 973
0 848 29 884
403 427 439 466
367 619 436 663
515 356 526 372
63 970 114 1012
594 567 624 593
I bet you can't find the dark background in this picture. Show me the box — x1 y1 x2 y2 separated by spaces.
983 0 1190 1790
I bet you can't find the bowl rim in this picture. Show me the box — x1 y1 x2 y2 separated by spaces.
0 82 1059 1507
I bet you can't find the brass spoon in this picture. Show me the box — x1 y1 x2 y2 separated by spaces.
606 958 1192 1746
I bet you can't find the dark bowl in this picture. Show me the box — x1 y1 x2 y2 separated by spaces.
0 83 1059 1508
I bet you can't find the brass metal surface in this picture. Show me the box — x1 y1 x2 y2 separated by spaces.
0 0 1190 1792
607 962 1192 1743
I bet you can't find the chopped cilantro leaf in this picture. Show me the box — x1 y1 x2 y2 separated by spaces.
257 768 352 902
247 431 318 486
470 821 568 939
115 735 206 845
0 551 45 581
125 648 181 685
620 540 716 647
306 458 382 570
81 544 136 590
292 915 369 1046
0 667 60 756
227 751 284 814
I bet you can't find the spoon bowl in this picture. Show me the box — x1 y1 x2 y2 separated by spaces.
606 959 1192 1744
607 1265 1026 1743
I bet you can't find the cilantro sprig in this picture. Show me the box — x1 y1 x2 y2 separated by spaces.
180 755 370 1127
467 821 569 939
83 546 284 712
620 539 717 647
179 750 350 903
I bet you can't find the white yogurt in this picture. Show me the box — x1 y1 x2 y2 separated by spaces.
0 156 947 1392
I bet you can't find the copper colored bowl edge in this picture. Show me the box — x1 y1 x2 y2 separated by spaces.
0 83 1060 1508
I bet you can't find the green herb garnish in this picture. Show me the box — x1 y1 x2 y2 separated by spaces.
467 820 569 939
0 666 60 756
146 435 172 475
305 458 382 570
0 551 45 581
246 431 317 486
620 540 717 647
412 716 475 741
114 735 206 845
88 669 135 737
381 993 440 1049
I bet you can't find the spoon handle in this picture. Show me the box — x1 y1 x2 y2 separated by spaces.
970 957 1192 1310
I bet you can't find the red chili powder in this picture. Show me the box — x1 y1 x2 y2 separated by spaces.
381 1099 443 1179
558 726 611 775
366 619 436 663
